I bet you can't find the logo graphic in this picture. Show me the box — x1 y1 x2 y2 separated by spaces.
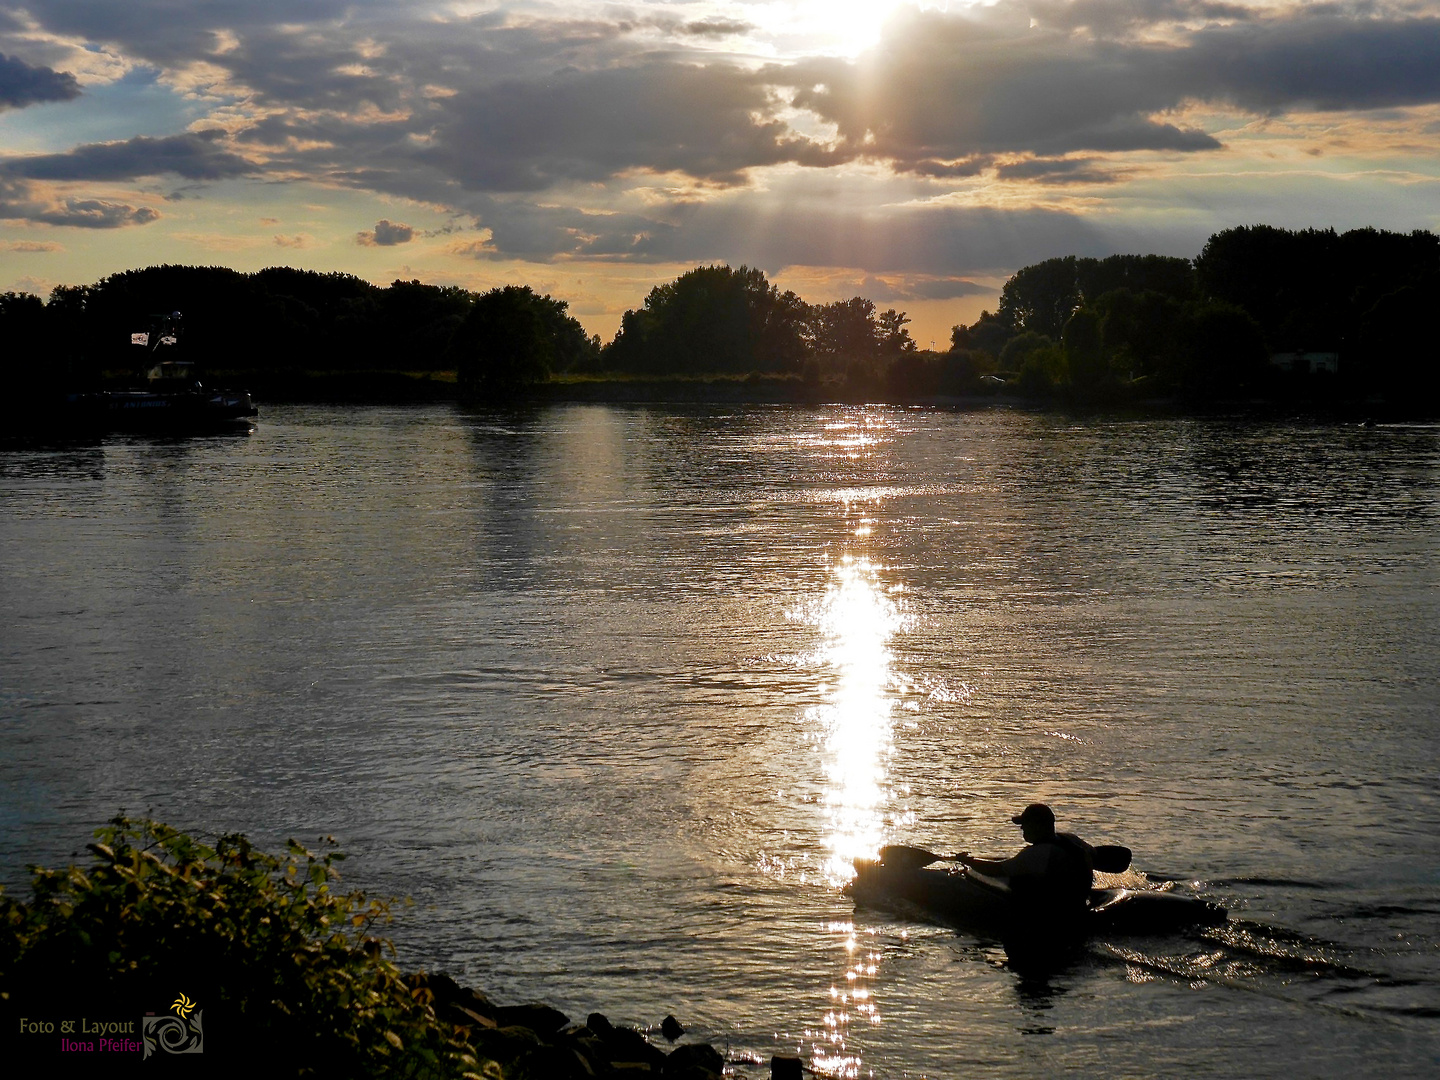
142 992 204 1058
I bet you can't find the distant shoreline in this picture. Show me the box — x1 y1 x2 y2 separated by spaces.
10 369 1425 435
236 371 1414 421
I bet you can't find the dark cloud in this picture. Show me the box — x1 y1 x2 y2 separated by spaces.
995 156 1124 184
0 131 253 182
781 11 1226 166
1179 13 1440 112
859 275 993 302
10 0 365 67
41 199 160 228
910 157 995 179
780 6 1440 169
452 192 1199 278
676 18 753 38
0 51 80 109
419 61 839 192
1024 0 1259 37
0 151 166 226
357 218 414 245
0 177 158 228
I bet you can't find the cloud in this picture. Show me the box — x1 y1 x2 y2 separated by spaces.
995 156 1126 184
209 3 1440 217
1178 12 1440 113
1024 0 1260 37
0 50 80 109
19 3 1440 204
781 6 1440 169
0 130 253 182
0 177 161 227
448 188 1199 277
7 2 1440 274
858 275 994 302
677 18 753 38
273 233 314 248
41 199 159 228
413 61 840 192
1 239 64 252
357 218 413 245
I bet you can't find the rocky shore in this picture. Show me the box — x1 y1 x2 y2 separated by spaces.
412 972 804 1079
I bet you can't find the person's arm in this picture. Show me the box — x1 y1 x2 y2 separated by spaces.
954 852 1011 874
956 846 1050 878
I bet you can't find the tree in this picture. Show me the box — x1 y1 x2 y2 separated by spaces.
375 280 474 369
602 264 806 375
451 285 555 396
996 256 1080 339
812 296 879 362
1061 308 1111 398
884 350 940 398
0 291 61 395
998 331 1055 372
1091 288 1183 382
1354 279 1440 402
950 310 1015 358
1076 254 1195 303
876 308 917 355
1172 301 1268 401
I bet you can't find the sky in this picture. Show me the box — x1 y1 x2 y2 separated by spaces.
2 1 1439 347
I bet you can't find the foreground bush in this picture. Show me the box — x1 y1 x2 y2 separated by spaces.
0 816 489 1077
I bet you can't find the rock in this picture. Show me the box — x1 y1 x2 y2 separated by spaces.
562 1029 610 1075
458 985 497 1019
494 1001 571 1035
587 1012 617 1039
409 970 463 1004
473 1025 592 1080
660 1014 685 1041
441 1002 496 1030
407 972 496 1020
771 1053 804 1080
663 1042 724 1078
600 1025 668 1069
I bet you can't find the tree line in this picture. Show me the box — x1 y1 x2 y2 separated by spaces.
954 226 1439 406
3 223 1437 409
0 264 597 399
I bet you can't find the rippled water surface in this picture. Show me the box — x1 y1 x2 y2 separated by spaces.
2 404 1438 1076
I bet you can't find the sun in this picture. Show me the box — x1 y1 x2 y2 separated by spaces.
755 0 913 58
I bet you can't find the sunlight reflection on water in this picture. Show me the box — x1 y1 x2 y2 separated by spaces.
802 556 907 886
792 554 911 1077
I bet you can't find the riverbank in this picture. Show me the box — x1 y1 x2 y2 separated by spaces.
0 817 787 1078
408 971 740 1079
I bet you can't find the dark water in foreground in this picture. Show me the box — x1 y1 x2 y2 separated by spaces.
2 404 1438 1077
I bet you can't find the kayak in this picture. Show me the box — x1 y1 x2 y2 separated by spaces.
846 857 1226 942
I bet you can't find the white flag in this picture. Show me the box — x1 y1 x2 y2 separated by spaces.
159 335 177 345
131 332 149 346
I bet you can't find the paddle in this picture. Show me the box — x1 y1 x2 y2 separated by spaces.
878 842 1133 874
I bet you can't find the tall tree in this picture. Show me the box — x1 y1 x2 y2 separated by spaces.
451 285 554 396
812 297 879 361
996 256 1080 340
604 264 807 374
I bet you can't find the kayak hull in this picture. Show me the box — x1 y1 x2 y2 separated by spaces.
846 859 1225 941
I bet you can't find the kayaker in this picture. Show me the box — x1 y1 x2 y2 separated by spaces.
953 803 1095 908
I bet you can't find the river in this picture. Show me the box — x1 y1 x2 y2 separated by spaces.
2 403 1437 1076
